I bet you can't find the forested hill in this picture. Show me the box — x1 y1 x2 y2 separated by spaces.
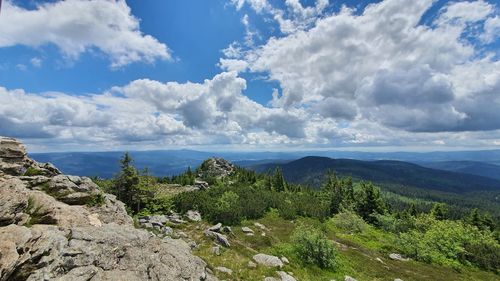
252 156 500 193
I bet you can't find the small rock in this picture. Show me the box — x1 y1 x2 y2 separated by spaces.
247 261 257 268
163 226 174 236
261 232 266 237
215 266 233 275
345 276 357 281
212 245 221 256
205 230 230 247
253 253 284 268
280 256 289 264
277 271 296 281
222 226 232 233
241 226 254 234
264 278 280 281
394 279 403 281
188 241 198 250
254 222 267 230
177 231 188 238
186 210 201 222
209 223 222 232
389 253 409 261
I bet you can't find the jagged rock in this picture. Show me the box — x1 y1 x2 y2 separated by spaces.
277 271 296 281
0 137 26 159
253 254 284 268
209 222 222 232
0 136 217 281
242 226 254 234
389 253 409 261
222 226 232 233
194 179 210 190
345 276 357 281
215 266 233 275
186 210 202 221
197 158 235 180
0 224 214 281
204 230 230 247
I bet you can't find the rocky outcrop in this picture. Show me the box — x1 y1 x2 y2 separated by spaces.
197 158 235 180
0 136 216 281
0 136 60 177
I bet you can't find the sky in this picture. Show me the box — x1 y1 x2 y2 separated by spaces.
0 0 499 152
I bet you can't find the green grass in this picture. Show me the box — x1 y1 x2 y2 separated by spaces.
23 167 45 176
173 212 499 281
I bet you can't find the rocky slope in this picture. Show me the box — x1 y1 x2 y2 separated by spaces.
0 137 216 281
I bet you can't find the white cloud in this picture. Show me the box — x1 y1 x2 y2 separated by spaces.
30 57 43 68
0 0 170 68
237 0 500 133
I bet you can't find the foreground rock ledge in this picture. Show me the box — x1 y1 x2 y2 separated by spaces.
0 136 216 281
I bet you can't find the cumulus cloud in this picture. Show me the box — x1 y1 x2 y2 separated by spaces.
2 0 500 150
0 0 170 67
235 0 500 133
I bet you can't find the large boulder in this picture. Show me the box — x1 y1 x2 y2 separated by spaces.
0 224 212 281
253 254 284 268
0 136 216 281
197 158 235 180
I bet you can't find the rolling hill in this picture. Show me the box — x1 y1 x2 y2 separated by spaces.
252 156 500 193
417 161 500 181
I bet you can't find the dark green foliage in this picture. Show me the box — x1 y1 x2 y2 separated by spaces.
355 182 386 223
86 192 106 207
397 214 500 271
113 153 140 209
167 166 196 185
430 203 448 220
25 196 44 227
292 226 337 269
23 167 44 176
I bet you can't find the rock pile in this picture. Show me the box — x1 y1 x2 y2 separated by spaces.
0 136 216 281
204 223 231 248
197 157 235 180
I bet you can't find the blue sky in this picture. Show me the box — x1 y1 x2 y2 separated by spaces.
0 0 499 152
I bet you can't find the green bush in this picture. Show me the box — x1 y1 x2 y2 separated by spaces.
292 227 337 269
331 211 367 234
24 167 45 176
86 192 106 207
397 214 500 270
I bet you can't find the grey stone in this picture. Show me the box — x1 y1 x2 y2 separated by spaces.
204 230 230 247
253 254 284 268
389 253 409 261
242 226 254 234
186 210 202 221
209 222 222 232
215 266 233 275
277 271 296 281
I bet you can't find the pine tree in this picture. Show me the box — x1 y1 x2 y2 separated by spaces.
113 152 140 211
273 167 287 192
430 203 448 220
355 182 385 223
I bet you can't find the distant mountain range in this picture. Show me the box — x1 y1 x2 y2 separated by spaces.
251 156 500 193
30 149 500 182
417 161 500 181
